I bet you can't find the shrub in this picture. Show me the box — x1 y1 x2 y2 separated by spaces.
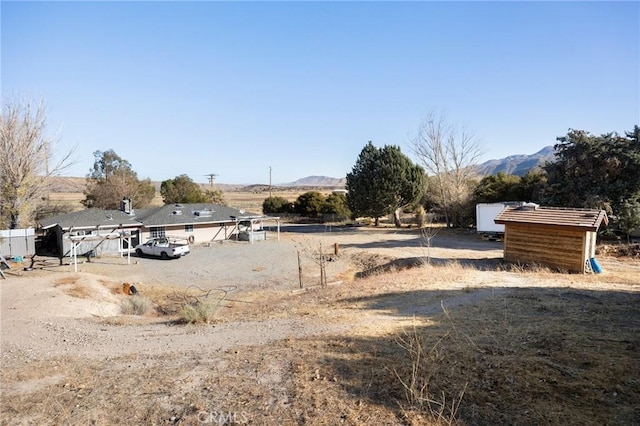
321 192 351 220
414 205 427 228
294 191 326 218
262 196 293 214
179 300 218 324
120 295 152 315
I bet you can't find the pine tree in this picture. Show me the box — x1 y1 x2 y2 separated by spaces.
346 142 425 226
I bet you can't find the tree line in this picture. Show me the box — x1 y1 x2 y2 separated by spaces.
266 117 640 236
2 99 638 237
263 191 350 220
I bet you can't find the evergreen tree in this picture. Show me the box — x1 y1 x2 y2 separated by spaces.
346 141 425 226
472 172 521 204
472 171 547 205
161 174 208 204
542 126 640 233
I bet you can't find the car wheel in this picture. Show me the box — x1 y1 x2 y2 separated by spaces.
136 249 144 257
160 252 169 260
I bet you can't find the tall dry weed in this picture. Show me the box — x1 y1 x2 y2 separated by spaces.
393 304 474 424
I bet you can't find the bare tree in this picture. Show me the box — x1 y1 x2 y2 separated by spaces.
410 111 483 227
0 99 73 228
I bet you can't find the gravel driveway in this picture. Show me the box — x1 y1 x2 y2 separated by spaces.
114 224 503 293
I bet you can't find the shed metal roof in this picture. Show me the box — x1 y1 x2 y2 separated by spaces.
494 205 608 232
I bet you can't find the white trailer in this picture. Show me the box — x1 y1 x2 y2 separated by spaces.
476 203 516 234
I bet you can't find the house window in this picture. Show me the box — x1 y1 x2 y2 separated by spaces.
185 225 194 233
150 227 166 238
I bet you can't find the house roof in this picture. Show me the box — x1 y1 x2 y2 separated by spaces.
494 205 608 232
133 203 259 227
39 208 142 230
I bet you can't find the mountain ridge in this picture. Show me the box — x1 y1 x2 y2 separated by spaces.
279 175 347 187
475 146 555 176
50 148 556 193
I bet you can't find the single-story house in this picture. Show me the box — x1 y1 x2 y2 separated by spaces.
494 203 608 273
38 203 280 257
134 203 274 244
38 208 143 258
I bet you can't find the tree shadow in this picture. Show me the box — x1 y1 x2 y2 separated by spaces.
280 224 361 234
355 256 506 278
341 236 503 251
295 286 640 424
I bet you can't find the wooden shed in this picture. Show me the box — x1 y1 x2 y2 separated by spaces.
494 204 608 273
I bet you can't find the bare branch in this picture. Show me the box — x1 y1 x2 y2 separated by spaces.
410 110 484 227
0 98 75 228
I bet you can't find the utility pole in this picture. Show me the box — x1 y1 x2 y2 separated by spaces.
204 173 219 188
269 166 272 198
204 173 219 203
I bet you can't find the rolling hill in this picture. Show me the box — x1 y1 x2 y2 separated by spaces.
280 176 347 187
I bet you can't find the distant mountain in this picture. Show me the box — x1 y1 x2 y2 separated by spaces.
476 146 556 177
281 176 346 187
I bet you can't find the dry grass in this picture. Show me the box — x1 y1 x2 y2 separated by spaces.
393 322 468 425
52 275 226 322
119 295 152 315
178 300 219 324
3 256 639 425
276 272 640 425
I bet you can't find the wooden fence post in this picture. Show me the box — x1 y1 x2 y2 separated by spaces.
297 251 303 289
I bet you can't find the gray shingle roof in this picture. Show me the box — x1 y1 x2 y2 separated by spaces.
133 203 258 227
38 204 261 230
39 208 142 230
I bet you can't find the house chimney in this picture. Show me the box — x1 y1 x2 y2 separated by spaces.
120 197 134 215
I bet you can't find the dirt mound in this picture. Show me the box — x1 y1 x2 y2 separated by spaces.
2 273 123 320
52 274 123 317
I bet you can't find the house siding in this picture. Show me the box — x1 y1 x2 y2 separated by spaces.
56 227 141 258
140 222 239 244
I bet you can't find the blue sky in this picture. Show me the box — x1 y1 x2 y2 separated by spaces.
2 1 638 185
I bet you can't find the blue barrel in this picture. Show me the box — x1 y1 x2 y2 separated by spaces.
589 258 602 274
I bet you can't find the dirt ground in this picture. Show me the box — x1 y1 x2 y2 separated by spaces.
1 225 639 425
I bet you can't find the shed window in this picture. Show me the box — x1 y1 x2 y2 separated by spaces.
150 227 166 238
185 225 194 233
